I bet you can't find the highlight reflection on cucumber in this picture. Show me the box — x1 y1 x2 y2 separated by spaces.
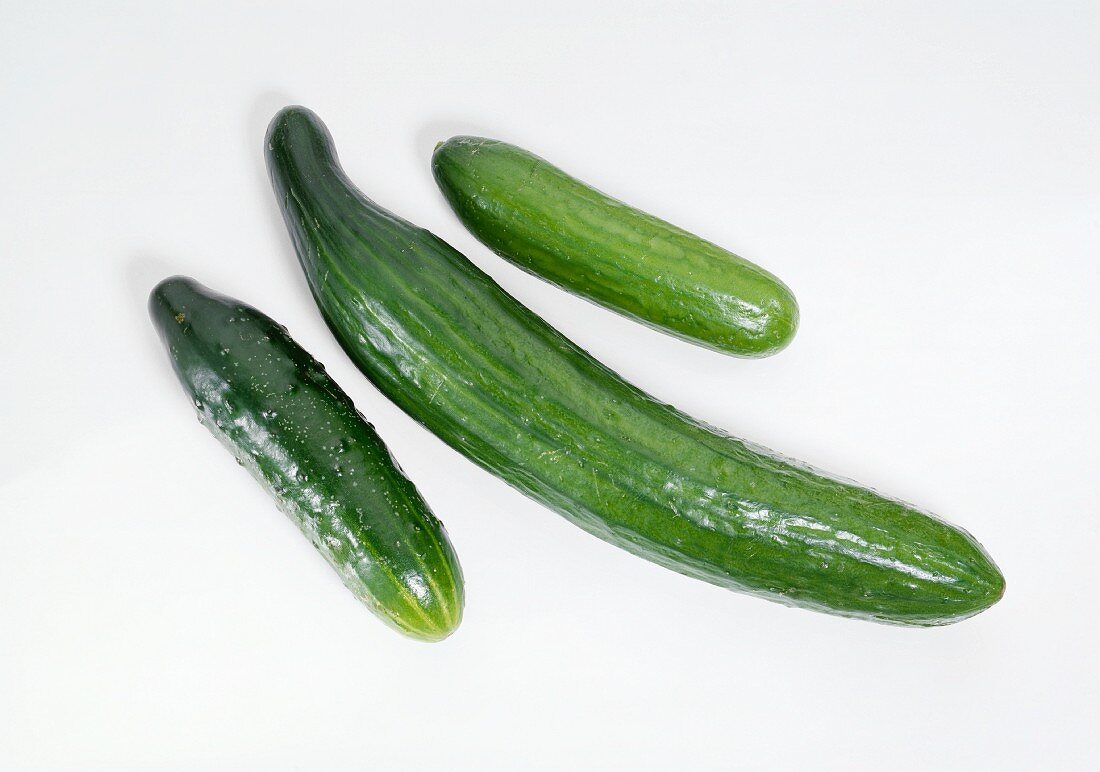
149 276 464 641
266 106 1004 627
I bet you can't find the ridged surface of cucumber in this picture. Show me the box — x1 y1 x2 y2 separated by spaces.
432 135 798 357
266 107 1004 626
150 276 464 641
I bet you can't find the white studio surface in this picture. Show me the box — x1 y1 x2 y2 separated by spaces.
2 2 1097 769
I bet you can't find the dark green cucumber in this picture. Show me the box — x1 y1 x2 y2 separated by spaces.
431 136 798 357
266 106 1004 626
149 276 463 641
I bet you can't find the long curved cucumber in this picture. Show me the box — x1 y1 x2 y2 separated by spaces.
432 135 798 357
149 276 464 641
266 106 1004 626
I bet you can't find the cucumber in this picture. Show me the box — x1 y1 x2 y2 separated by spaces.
432 135 798 357
266 106 1004 626
149 276 464 641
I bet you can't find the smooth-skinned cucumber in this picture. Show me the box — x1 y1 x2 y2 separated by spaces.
432 135 798 357
149 276 464 641
266 106 1004 626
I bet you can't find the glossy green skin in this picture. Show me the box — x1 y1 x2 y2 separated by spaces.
432 136 799 357
266 106 1005 626
149 277 464 641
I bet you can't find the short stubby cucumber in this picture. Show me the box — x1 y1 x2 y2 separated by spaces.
267 106 1005 626
149 276 464 641
432 135 799 357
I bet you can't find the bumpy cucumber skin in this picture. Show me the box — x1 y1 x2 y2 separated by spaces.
149 276 464 641
266 106 1004 626
431 136 799 357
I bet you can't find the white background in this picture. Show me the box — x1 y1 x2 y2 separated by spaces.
2 1 1098 769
